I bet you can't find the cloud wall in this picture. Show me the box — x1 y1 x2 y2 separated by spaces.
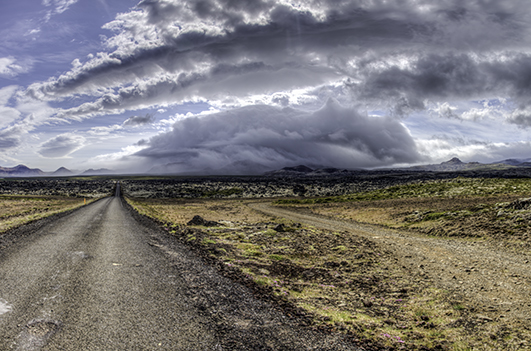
136 99 421 174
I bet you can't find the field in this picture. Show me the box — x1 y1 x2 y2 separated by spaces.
0 178 114 247
1 173 530 350
278 177 531 252
124 175 531 351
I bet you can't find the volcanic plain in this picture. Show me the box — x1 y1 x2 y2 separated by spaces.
1 171 531 350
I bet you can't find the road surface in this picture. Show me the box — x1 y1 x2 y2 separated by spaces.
0 192 356 350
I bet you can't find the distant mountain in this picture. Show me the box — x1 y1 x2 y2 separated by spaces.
265 165 314 176
265 165 354 176
0 164 45 177
51 167 74 176
81 168 115 176
408 158 514 172
493 158 531 167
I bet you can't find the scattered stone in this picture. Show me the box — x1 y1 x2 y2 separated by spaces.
477 315 493 322
187 215 220 227
273 224 285 232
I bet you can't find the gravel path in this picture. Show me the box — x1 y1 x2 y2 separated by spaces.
0 194 359 350
249 202 531 329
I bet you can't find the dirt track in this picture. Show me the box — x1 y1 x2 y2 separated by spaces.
249 202 531 343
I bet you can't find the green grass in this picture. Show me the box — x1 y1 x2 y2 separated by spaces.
269 254 286 261
275 177 531 205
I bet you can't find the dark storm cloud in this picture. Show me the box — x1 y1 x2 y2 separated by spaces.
56 62 336 118
0 135 20 149
24 0 446 99
353 52 531 118
135 100 422 173
27 0 531 120
18 0 531 170
123 113 155 126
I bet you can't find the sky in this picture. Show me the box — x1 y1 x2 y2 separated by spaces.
2 0 531 174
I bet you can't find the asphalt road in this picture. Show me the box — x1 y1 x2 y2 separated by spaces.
0 191 357 350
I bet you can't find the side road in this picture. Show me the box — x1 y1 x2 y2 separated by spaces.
249 203 531 334
0 195 359 350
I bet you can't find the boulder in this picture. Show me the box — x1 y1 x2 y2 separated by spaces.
187 215 220 227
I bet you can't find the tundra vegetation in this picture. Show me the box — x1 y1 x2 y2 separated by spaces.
0 195 97 233
125 176 531 351
0 178 113 234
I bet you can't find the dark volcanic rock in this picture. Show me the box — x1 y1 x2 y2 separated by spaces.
187 215 220 227
273 224 285 232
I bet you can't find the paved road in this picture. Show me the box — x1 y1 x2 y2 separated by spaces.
0 192 356 350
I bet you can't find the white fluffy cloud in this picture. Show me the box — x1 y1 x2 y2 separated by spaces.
0 57 30 78
38 133 86 158
42 0 79 15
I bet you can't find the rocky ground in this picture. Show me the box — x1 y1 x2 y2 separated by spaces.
253 202 531 350
120 168 531 199
2 173 531 350
124 175 531 350
0 178 115 198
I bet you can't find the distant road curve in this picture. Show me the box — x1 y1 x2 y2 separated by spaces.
248 202 531 326
0 194 357 350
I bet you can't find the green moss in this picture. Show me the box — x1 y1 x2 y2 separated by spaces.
202 238 216 245
262 229 278 236
423 212 448 221
331 245 348 252
275 178 531 205
244 249 263 257
269 254 285 261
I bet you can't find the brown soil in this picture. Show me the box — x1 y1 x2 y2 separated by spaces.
127 196 531 350
251 201 531 350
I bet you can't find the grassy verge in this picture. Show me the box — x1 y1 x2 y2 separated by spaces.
0 195 100 233
126 196 498 350
276 178 531 253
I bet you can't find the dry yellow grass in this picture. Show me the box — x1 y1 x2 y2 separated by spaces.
126 198 273 225
126 196 486 350
0 195 99 233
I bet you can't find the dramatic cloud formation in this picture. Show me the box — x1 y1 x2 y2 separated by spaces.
38 133 86 158
136 99 421 174
4 0 531 171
